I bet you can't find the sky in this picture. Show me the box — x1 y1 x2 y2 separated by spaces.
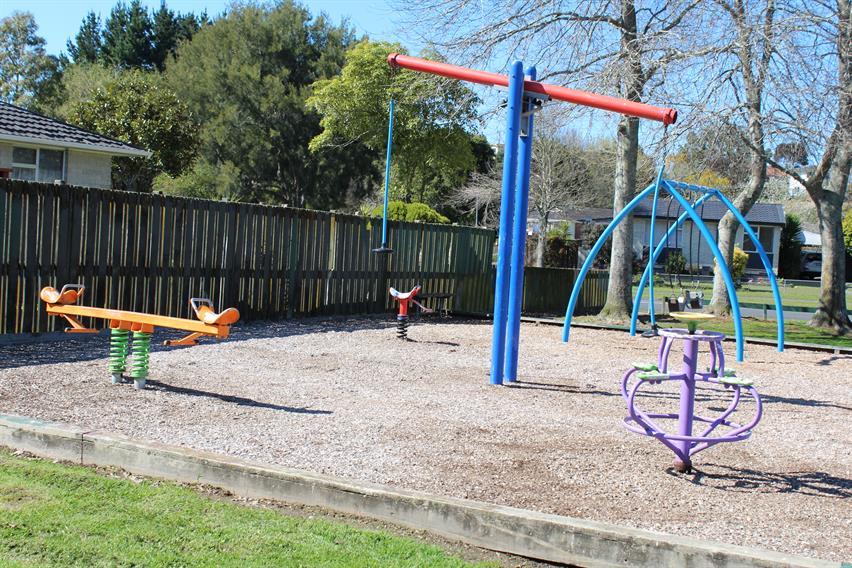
6 0 402 54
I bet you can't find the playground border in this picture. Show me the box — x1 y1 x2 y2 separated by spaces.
0 412 840 568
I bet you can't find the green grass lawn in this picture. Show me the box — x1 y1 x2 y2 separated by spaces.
633 280 852 307
0 450 494 568
574 314 851 348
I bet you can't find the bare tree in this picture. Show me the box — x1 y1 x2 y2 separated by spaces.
449 169 501 228
396 0 709 319
702 0 778 315
765 0 851 332
529 122 592 266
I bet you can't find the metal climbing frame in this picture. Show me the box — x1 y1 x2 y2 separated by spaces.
40 284 240 389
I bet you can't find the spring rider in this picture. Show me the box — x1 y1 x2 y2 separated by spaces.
40 284 239 390
388 285 432 340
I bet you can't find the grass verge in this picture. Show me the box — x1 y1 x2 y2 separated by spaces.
0 449 495 568
574 314 851 348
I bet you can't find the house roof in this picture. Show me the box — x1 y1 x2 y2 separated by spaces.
633 196 785 226
0 103 149 158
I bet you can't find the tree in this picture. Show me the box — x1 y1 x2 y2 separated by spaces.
844 208 852 250
66 12 102 64
529 124 592 267
702 0 778 316
101 0 153 69
307 40 481 210
368 201 450 224
165 2 374 208
70 71 197 191
67 3 205 71
0 11 63 108
666 122 752 191
778 213 803 278
763 0 850 332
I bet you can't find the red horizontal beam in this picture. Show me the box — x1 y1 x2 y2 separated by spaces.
387 53 677 126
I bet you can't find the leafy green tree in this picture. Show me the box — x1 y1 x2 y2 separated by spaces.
66 12 102 64
154 159 241 200
779 214 803 279
368 201 450 224
70 71 197 191
101 0 153 69
50 63 119 120
307 40 481 209
165 1 374 208
150 5 205 71
0 11 63 108
843 208 852 250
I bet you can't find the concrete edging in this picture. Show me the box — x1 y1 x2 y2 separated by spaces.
0 412 839 568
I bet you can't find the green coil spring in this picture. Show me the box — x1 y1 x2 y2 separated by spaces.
129 331 152 380
108 329 130 377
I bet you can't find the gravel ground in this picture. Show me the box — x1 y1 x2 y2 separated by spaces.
1 317 850 562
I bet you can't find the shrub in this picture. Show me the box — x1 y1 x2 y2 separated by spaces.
731 247 749 282
664 250 687 275
368 201 450 224
779 213 803 278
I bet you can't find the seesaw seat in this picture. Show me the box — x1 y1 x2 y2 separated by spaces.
40 286 82 305
389 286 421 300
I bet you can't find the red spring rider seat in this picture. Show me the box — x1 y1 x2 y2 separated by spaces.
389 285 429 339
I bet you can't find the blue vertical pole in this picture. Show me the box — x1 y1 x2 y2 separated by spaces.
380 98 395 249
490 60 525 385
504 66 536 383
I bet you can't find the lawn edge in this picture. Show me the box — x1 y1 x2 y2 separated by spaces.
0 412 841 568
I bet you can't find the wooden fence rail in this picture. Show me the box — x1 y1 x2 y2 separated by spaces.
0 179 607 334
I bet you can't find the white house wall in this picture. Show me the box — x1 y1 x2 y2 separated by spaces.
66 150 112 189
632 217 780 274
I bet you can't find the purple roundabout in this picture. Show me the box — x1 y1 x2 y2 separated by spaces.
621 327 762 473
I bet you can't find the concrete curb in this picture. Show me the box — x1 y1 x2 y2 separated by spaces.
0 412 840 568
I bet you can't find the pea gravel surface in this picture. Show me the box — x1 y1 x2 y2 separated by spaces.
1 317 850 562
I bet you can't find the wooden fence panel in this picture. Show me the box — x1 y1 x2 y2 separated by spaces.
0 179 612 334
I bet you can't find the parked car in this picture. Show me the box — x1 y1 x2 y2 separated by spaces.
800 251 822 279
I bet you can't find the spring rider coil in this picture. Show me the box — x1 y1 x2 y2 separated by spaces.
129 329 152 390
109 327 130 384
388 285 430 340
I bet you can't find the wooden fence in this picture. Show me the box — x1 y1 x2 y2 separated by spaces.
0 179 607 334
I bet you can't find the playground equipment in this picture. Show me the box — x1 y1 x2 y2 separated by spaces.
622 313 762 472
384 52 677 384
40 284 239 389
563 177 784 470
563 175 785 360
388 285 432 340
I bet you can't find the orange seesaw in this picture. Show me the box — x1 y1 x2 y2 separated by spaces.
40 284 239 389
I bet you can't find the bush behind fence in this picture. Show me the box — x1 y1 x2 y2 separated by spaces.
0 179 607 334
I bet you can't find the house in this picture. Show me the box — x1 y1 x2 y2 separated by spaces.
530 198 785 274
527 207 612 239
631 197 784 274
0 102 149 189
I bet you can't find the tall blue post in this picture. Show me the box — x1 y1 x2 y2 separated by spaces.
380 98 395 250
504 66 537 383
490 60 525 385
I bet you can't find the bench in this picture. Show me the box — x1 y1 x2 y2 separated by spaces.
417 292 453 317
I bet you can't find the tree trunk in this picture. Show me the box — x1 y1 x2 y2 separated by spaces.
809 145 850 333
599 115 638 319
535 211 548 267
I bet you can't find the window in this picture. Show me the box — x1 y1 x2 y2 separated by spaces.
12 147 36 181
742 226 774 269
10 147 65 183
